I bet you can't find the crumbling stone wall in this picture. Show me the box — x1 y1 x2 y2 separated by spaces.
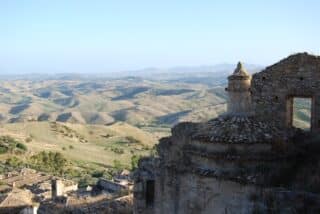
51 179 78 198
251 53 320 132
133 157 157 214
97 178 128 193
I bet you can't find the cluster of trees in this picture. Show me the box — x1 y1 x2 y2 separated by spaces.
29 151 67 175
0 136 27 154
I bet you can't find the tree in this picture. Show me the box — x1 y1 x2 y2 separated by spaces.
131 155 141 170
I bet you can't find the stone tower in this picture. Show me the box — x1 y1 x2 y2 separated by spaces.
227 62 252 115
51 179 64 198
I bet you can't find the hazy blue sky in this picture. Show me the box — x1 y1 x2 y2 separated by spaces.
1 0 319 73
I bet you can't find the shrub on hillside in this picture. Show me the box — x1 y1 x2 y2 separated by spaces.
113 160 124 171
91 170 104 178
0 146 8 154
25 137 33 143
5 156 23 168
110 147 124 154
131 155 142 170
64 168 82 179
78 176 92 188
16 143 27 151
126 136 141 144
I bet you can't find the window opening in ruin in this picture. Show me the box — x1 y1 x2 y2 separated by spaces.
292 97 312 131
146 180 155 207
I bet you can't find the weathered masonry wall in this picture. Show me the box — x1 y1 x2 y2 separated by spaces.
251 53 320 132
98 179 128 193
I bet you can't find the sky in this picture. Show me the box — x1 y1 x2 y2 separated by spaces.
0 0 319 74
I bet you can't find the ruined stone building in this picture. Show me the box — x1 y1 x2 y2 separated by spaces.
51 179 78 198
251 54 320 132
133 53 320 214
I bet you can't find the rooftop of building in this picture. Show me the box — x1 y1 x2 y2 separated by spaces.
191 114 283 144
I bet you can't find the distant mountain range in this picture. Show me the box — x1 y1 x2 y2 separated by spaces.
126 63 263 75
0 63 264 80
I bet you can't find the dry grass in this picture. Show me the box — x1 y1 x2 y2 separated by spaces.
0 121 157 169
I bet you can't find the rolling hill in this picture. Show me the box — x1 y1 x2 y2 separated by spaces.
0 67 311 185
0 72 230 128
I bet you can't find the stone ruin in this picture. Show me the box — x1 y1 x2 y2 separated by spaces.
133 53 320 214
51 179 78 198
252 53 320 132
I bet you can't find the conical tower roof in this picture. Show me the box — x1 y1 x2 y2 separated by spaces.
232 62 250 76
